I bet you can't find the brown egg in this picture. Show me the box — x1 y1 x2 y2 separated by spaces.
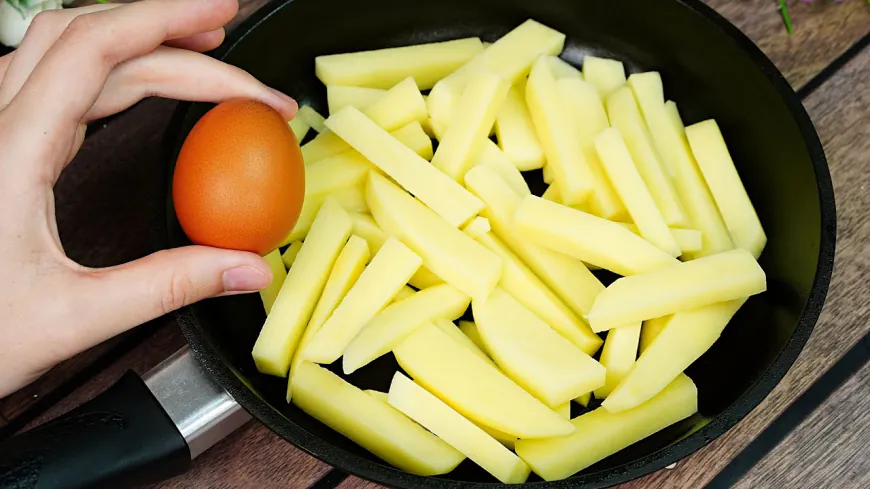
173 99 305 255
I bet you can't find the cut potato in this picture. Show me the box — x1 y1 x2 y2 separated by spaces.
298 105 327 133
639 315 669 354
514 196 679 276
291 362 465 475
548 56 582 80
473 288 606 406
555 402 571 420
394 323 575 438
288 235 369 400
362 77 428 132
281 241 303 269
366 390 390 403
252 199 351 376
393 121 434 161
393 285 415 303
495 82 546 171
542 162 554 184
526 56 593 206
432 318 495 366
616 223 702 256
408 267 445 289
558 77 626 221
515 374 698 481
289 117 310 141
594 323 641 399
581 56 626 98
595 128 680 256
629 72 733 257
388 373 531 483
327 85 386 114
342 284 471 373
327 107 484 227
332 184 368 213
315 38 485 90
464 165 604 318
604 299 746 413
477 141 532 197
302 121 432 165
366 172 501 301
260 249 287 314
459 320 487 352
431 72 510 182
305 237 422 364
605 86 688 227
350 211 443 286
574 392 592 407
587 248 766 331
686 120 767 258
465 225 602 356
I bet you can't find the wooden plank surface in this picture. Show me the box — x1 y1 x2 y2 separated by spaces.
733 356 870 489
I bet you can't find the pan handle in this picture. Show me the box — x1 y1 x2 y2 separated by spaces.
0 347 251 489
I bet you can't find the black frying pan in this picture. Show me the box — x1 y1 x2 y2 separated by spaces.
0 0 836 487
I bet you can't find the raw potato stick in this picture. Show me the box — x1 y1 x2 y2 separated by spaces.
432 318 496 366
593 323 641 399
327 85 386 114
587 248 766 331
477 140 533 197
548 56 582 80
495 81 546 170
289 117 310 141
281 241 303 268
298 105 326 133
582 56 626 98
260 249 286 314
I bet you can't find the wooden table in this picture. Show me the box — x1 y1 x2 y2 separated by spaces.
2 0 870 488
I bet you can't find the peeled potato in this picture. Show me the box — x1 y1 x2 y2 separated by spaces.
260 249 287 314
495 81 546 171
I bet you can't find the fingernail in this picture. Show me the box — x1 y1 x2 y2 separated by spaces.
266 87 298 118
222 266 270 292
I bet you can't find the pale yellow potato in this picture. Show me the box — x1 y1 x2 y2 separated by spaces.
459 320 487 352
604 299 746 413
555 402 571 420
298 105 326 133
495 82 545 170
366 390 389 403
595 128 680 256
327 107 484 227
394 121 434 161
582 56 626 98
639 315 670 354
260 249 287 314
587 248 766 331
547 56 582 80
464 225 602 355
686 120 767 258
425 86 456 137
464 165 604 317
392 285 415 303
302 121 432 165
526 56 594 205
288 236 369 400
327 85 386 114
289 117 310 141
432 318 494 366
388 373 531 483
615 222 702 256
394 323 574 438
427 20 566 126
408 267 444 289
366 172 501 301
362 77 428 132
477 140 532 197
558 77 626 221
473 288 606 407
593 323 641 399
315 38 484 90
542 183 558 201
281 241 303 269
291 362 464 475
514 196 679 276
252 199 351 376
542 162 554 183
432 72 510 182
349 211 443 285
574 392 592 407
342 284 470 373
305 237 422 364
515 374 698 481
331 185 368 214
605 86 688 227
629 72 733 257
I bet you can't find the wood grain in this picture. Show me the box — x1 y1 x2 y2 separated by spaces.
734 356 870 489
705 0 870 89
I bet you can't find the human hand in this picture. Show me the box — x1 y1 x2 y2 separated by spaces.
0 0 296 397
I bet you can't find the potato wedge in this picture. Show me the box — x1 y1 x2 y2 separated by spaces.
388 373 531 483
366 172 501 301
260 249 287 314
473 288 606 407
315 38 484 90
604 299 746 413
252 199 351 376
291 362 465 475
581 56 626 98
394 323 575 438
639 315 670 354
548 56 582 80
526 56 594 205
342 284 470 373
327 85 386 114
298 105 326 133
431 72 510 182
593 323 641 399
587 248 765 330
477 140 532 197
495 81 545 171
686 120 767 258
328 107 484 227
305 237 422 364
514 196 679 276
515 374 698 481
432 318 494 366
281 241 303 269
289 117 310 141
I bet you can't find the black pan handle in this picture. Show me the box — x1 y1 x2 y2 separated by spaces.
0 347 250 489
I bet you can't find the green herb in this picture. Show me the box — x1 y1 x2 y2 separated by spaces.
778 0 794 35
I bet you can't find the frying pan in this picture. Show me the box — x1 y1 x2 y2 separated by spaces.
0 0 836 487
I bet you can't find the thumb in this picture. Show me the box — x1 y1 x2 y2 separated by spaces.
72 245 272 347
